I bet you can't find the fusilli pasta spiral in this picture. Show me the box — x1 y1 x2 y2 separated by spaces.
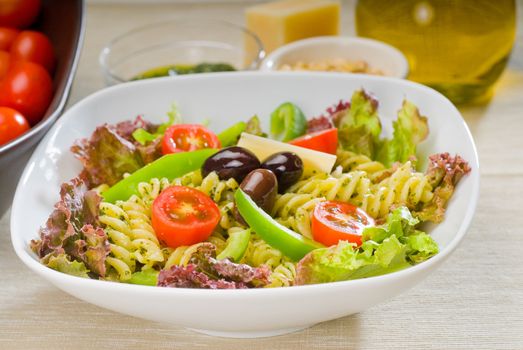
242 235 296 287
99 199 164 281
363 161 433 218
268 262 296 288
136 177 171 207
162 230 228 269
335 150 387 181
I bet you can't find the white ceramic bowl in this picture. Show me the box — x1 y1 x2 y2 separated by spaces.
11 72 478 338
260 36 409 79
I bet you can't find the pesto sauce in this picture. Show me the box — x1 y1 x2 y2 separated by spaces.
132 63 236 80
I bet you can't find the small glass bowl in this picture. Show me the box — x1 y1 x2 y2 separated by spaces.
100 19 265 85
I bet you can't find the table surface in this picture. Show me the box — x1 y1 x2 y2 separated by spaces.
1 2 523 349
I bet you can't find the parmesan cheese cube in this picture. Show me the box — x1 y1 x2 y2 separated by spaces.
245 0 341 59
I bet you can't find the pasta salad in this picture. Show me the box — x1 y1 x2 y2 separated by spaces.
31 89 470 289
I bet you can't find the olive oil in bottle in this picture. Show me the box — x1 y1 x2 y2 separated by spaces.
356 0 516 104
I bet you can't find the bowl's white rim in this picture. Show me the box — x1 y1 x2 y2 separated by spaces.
11 71 479 296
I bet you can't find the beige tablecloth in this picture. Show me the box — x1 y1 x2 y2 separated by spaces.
1 2 522 349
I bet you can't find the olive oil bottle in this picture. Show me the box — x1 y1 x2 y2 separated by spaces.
356 0 516 104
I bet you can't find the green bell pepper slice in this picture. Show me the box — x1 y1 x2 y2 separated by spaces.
217 228 251 262
102 148 216 203
270 102 307 142
217 121 247 147
234 189 323 261
128 269 159 286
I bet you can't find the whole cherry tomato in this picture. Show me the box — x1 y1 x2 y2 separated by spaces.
0 27 20 50
0 61 52 125
10 30 55 72
0 50 11 79
0 107 30 146
0 0 41 29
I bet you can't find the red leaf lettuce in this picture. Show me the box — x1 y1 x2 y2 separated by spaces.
31 178 110 278
158 243 270 289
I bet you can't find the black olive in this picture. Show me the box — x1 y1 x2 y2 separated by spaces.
202 146 260 183
261 152 303 193
234 169 278 224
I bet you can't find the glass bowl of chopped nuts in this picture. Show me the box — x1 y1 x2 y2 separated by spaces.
260 36 408 79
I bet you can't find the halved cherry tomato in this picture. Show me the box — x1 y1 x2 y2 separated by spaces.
151 186 221 248
312 200 374 247
0 27 20 50
0 107 30 146
0 0 41 29
289 128 338 155
0 61 52 125
0 50 11 79
10 30 55 72
162 124 221 155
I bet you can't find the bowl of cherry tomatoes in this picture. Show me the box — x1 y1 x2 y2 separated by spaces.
0 0 85 215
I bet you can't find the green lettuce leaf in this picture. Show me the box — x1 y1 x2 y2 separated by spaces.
44 253 90 278
362 206 419 243
132 128 157 146
337 91 429 167
363 206 438 263
132 103 181 145
295 235 409 285
376 100 429 167
338 89 382 158
160 103 182 133
246 115 267 137
404 232 439 264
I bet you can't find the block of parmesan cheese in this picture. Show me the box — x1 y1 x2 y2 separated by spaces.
245 0 340 59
